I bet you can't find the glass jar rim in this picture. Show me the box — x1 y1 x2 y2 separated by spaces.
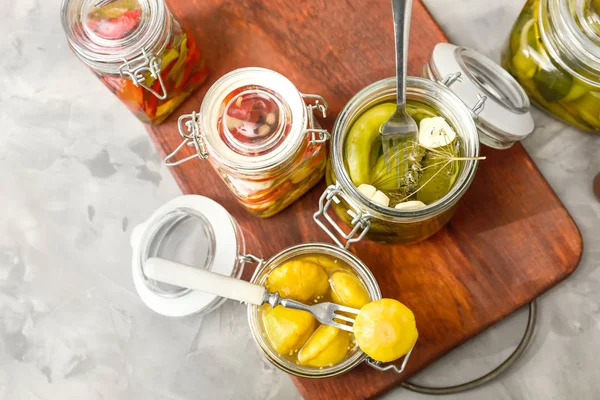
131 195 244 317
200 68 309 174
425 44 534 148
61 0 171 75
540 0 600 85
247 242 382 378
330 76 480 223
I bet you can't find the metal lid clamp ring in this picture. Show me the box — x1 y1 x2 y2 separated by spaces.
164 111 208 166
366 343 416 374
120 49 168 100
313 183 372 249
439 72 488 117
302 93 331 145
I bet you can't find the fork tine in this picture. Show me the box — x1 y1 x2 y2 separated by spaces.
395 138 402 188
332 304 361 314
382 138 391 173
333 314 355 324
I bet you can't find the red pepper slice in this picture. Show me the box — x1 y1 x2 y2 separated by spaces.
143 57 178 120
175 36 202 90
89 9 142 40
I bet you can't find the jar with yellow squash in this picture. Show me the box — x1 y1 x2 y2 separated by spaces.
502 0 600 131
131 195 419 378
249 243 418 377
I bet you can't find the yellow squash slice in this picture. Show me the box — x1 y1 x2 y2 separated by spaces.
353 299 418 363
298 325 351 367
263 305 316 355
330 270 370 309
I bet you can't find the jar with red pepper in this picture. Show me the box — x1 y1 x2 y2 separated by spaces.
61 0 208 124
165 68 330 218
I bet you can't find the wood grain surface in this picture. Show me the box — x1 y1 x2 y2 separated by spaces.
146 0 583 398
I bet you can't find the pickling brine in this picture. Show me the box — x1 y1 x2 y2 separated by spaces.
502 0 600 132
260 253 366 367
62 0 208 125
344 101 464 210
214 86 327 217
259 253 418 367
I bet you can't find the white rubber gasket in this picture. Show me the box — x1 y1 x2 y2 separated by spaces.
131 195 239 317
431 43 534 146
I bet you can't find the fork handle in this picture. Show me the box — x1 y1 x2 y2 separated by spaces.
144 257 267 306
278 297 311 313
392 0 413 109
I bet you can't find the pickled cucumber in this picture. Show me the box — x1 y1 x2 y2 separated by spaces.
344 100 462 210
416 142 459 205
345 103 396 186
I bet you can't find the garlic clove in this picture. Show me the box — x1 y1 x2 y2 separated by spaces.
394 200 427 210
257 124 271 137
418 117 456 148
371 190 390 207
266 113 277 125
226 116 244 131
357 184 377 199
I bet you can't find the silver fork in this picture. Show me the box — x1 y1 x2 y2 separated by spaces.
144 257 360 331
380 0 418 188
265 293 359 332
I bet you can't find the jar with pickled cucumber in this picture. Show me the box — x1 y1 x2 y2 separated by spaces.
61 0 208 124
316 46 534 246
315 76 481 245
165 68 329 218
502 0 600 132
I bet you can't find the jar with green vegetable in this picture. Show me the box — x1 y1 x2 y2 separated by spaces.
502 0 600 132
315 44 534 246
315 77 480 245
61 0 208 124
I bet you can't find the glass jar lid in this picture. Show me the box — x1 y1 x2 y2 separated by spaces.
130 195 243 317
426 43 535 149
200 68 307 171
541 0 600 85
61 0 171 75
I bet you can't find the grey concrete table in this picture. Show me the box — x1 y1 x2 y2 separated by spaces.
1 0 598 399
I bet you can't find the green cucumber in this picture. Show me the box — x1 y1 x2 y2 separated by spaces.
345 103 395 186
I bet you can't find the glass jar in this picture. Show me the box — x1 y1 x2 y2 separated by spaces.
130 195 413 377
61 0 208 124
314 44 534 246
502 0 600 132
165 68 330 218
247 243 382 378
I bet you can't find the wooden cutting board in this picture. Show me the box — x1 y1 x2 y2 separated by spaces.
146 0 583 398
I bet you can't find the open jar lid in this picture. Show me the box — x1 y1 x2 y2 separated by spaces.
130 195 244 317
200 68 308 171
425 43 535 149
